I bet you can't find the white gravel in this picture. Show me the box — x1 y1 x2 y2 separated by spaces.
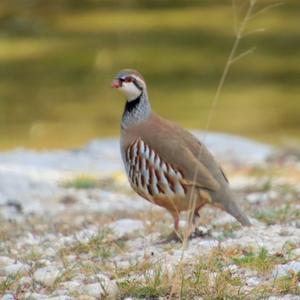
33 266 61 287
0 132 273 217
1 134 299 299
108 218 145 238
272 262 300 277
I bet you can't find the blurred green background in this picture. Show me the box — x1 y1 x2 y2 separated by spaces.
0 0 299 150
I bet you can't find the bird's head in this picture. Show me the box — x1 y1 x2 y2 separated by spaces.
111 69 146 102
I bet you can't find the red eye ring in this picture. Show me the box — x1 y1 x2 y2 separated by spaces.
124 77 132 83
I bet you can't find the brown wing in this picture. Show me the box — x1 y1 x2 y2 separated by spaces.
153 140 220 192
125 113 221 192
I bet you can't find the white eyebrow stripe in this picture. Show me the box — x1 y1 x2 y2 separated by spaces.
131 74 145 88
131 74 141 81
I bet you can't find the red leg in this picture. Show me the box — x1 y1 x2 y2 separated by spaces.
155 213 181 244
190 206 210 239
174 215 179 232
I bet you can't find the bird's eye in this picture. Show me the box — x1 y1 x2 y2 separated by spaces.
124 77 132 83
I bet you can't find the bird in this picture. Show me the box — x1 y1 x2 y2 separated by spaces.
111 69 251 241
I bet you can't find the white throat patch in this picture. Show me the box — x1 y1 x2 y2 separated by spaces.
119 82 142 101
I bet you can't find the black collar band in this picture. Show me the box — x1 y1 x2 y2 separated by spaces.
124 96 141 113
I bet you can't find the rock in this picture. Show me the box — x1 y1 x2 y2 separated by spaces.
211 213 236 226
59 194 78 205
268 296 300 300
246 192 270 204
23 293 47 300
226 264 239 274
60 280 81 293
246 277 261 286
39 259 52 266
78 296 96 300
66 255 77 263
48 296 73 300
3 261 27 276
291 248 300 258
44 247 56 257
18 276 32 292
82 283 103 298
109 218 144 238
1 294 14 300
22 232 41 245
74 227 97 243
0 256 14 268
81 274 118 299
95 273 118 299
0 257 15 275
33 266 60 287
272 261 300 277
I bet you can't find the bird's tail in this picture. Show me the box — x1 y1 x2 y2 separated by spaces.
219 189 251 226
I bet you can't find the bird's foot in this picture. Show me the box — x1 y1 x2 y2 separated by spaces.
155 231 182 244
189 226 211 239
155 226 210 244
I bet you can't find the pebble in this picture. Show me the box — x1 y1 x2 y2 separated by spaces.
1 294 14 300
60 280 81 293
66 255 77 263
81 274 118 299
226 264 239 274
246 192 270 204
48 296 73 300
246 277 261 286
96 273 118 298
75 227 98 243
272 261 300 277
78 296 96 300
3 261 27 276
23 293 47 300
44 247 56 257
0 257 22 276
0 256 14 267
18 276 32 291
33 266 61 287
82 283 103 298
291 248 300 258
268 296 300 300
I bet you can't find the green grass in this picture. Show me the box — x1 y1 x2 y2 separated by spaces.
59 228 126 260
117 246 292 299
272 271 300 295
1 211 299 299
232 247 286 275
255 204 300 225
0 0 299 149
61 175 99 189
0 274 21 295
61 173 125 191
254 271 300 296
119 264 169 299
118 254 246 299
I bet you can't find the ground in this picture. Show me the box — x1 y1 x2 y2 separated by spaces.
0 132 300 299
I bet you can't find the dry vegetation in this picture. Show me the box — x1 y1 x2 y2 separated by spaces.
0 0 300 299
1 149 300 299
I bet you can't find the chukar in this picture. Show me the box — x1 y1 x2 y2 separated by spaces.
112 69 251 240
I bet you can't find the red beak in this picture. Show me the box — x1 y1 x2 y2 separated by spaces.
111 79 121 88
